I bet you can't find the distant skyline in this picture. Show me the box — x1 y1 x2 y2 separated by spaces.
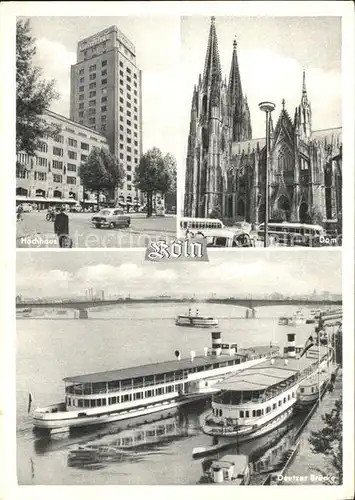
17 251 342 299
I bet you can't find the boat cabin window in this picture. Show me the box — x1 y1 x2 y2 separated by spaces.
283 397 286 403
109 396 118 404
166 386 173 393
256 409 263 416
266 406 271 413
311 387 314 393
145 390 153 398
288 394 291 400
122 393 132 402
245 411 249 417
156 387 164 395
134 392 143 400
239 410 244 418
145 375 155 385
278 400 282 406
300 388 305 393
108 381 120 391
133 377 144 388
273 403 277 410
121 379 132 391
292 392 295 397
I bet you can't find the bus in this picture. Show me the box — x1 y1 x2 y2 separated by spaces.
180 217 224 235
257 222 326 247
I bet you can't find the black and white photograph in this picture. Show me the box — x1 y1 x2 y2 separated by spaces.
16 16 178 248
16 250 343 486
1 1 354 500
181 16 342 248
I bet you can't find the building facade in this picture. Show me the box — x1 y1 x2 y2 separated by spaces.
16 110 108 207
184 18 342 227
70 25 143 208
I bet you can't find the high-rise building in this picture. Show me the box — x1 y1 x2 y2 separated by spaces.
70 26 143 207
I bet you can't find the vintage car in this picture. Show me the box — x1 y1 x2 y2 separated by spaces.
92 208 131 229
192 228 254 248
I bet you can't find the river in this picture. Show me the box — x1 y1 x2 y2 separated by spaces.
16 301 340 485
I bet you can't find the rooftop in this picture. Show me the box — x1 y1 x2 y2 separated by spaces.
216 347 327 392
63 345 274 384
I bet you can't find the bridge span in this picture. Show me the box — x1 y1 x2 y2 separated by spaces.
16 297 342 319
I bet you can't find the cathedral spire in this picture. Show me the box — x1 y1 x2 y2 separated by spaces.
202 16 222 88
301 68 309 106
297 69 312 140
228 37 243 102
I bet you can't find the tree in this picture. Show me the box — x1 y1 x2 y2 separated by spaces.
308 398 343 484
163 153 177 212
134 147 176 217
16 20 60 157
79 147 125 208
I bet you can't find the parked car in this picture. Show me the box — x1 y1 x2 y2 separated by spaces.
70 204 83 213
21 203 33 213
92 208 131 229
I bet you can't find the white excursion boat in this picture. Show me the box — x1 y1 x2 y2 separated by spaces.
201 333 331 442
278 317 293 326
33 331 279 435
292 310 306 325
199 454 250 485
176 309 218 328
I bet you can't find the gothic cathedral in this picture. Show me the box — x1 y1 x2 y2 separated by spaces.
184 18 342 228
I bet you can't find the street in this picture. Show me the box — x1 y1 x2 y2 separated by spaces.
16 211 177 248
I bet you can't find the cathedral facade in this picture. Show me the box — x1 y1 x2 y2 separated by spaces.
184 18 342 228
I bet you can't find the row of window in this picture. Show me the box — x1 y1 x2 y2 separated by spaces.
52 174 77 184
67 384 182 408
213 392 295 419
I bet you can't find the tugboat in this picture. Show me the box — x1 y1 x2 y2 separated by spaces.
199 454 250 484
175 309 218 328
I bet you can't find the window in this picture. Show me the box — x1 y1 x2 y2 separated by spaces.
120 153 124 159
134 89 137 96
53 174 62 183
67 163 76 172
127 155 131 161
134 73 137 79
79 94 84 101
239 410 244 418
283 397 286 403
89 108 95 115
119 134 124 141
127 184 132 190
120 143 124 150
245 411 249 417
79 85 84 92
80 77 84 84
68 138 77 148
101 60 107 67
101 69 107 76
53 147 63 156
134 115 137 121
127 67 131 74
37 141 48 153
101 115 107 122
89 73 96 81
101 78 107 85
89 99 96 106
67 176 76 185
101 105 107 112
134 98 137 104
52 160 63 169
127 137 131 144
119 61 123 67
127 110 131 117
101 123 106 131
120 79 123 85
134 141 138 147
89 91 96 98
54 135 64 143
81 154 88 161
134 392 143 400
300 388 305 393
120 97 124 104
36 157 47 167
127 119 131 126
126 84 131 91
89 64 96 72
120 106 123 112
127 128 131 135
101 96 107 103
89 117 96 124
79 111 84 118
81 142 89 150
68 150 77 160
127 146 131 153
134 149 138 155
127 75 131 83
120 70 124 77
127 175 131 181
79 103 84 110
79 69 84 76
120 125 124 131
89 82 96 89
134 81 137 88
134 106 137 112
127 165 131 171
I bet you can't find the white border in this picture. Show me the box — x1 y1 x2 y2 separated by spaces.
1 2 354 500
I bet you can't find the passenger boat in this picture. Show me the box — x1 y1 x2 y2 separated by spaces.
199 454 250 484
175 309 218 327
292 310 306 325
33 331 279 435
201 333 331 442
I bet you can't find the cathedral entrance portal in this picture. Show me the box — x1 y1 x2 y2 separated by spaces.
277 196 291 221
299 202 309 224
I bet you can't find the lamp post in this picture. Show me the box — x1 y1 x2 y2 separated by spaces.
258 101 275 247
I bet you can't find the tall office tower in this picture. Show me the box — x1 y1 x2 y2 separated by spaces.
70 26 143 206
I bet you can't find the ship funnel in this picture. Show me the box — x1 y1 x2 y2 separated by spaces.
204 347 208 357
287 333 296 358
211 332 222 356
190 350 196 362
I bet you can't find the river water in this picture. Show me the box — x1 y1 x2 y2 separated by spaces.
16 302 340 485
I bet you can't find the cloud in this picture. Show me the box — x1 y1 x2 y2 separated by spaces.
34 38 76 116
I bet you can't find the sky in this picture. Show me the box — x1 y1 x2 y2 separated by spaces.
16 250 342 299
22 16 181 158
21 15 341 171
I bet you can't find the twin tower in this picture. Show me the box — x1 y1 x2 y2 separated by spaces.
185 17 252 218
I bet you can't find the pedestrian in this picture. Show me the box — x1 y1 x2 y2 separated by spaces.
16 204 23 222
54 205 72 248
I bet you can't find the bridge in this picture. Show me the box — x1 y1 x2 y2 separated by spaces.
16 297 342 319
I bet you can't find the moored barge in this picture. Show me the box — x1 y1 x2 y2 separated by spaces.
33 331 279 435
